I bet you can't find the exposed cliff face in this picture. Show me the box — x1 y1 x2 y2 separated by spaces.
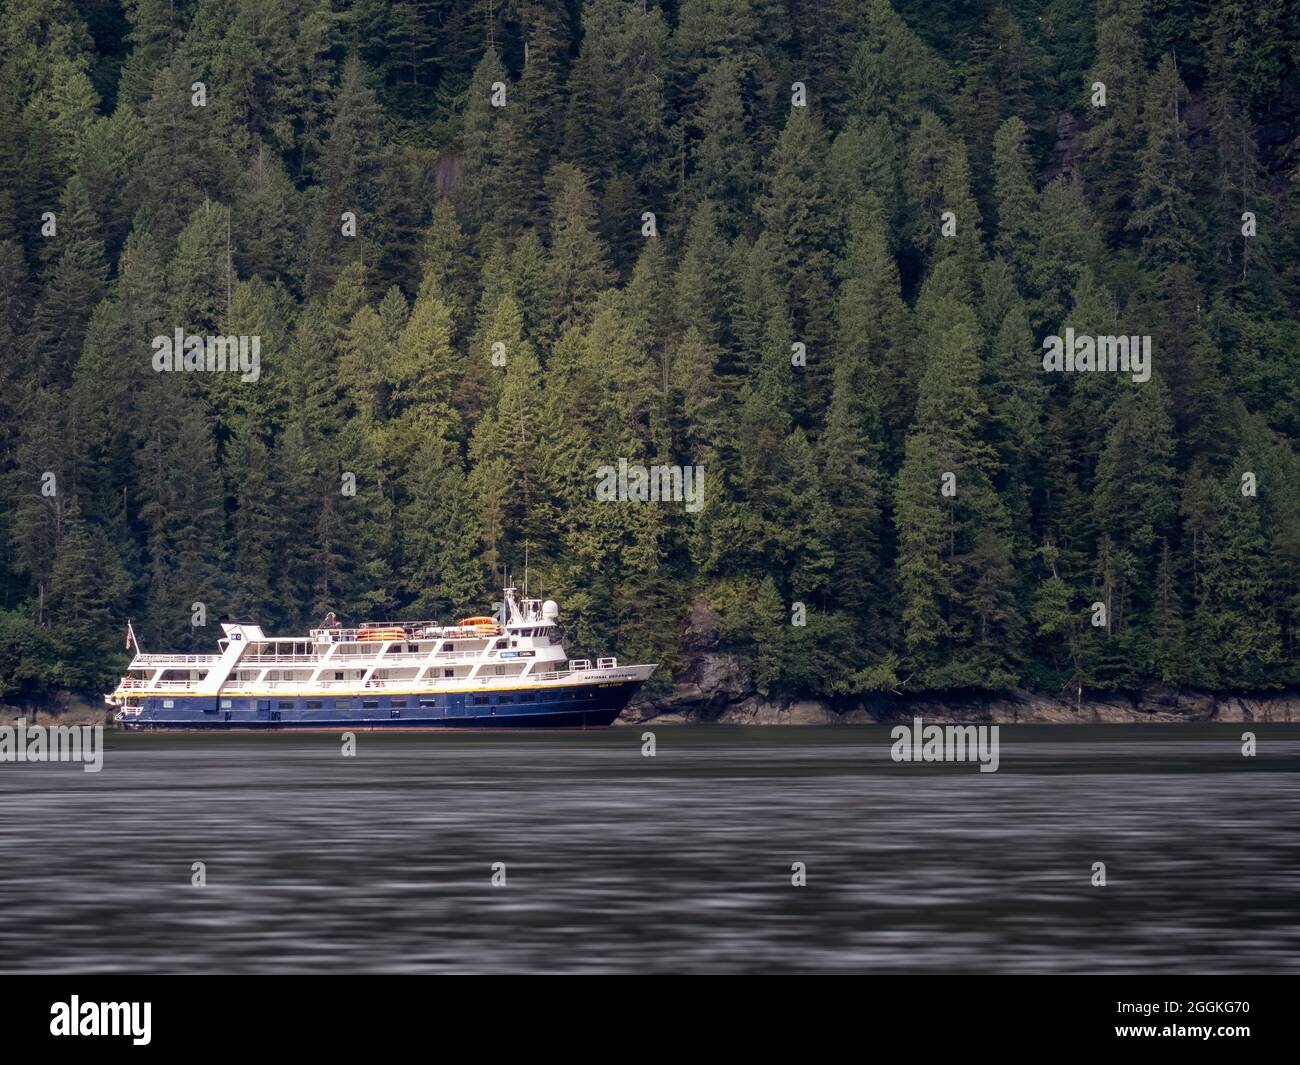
625 596 1300 725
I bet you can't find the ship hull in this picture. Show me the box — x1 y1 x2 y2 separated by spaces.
116 679 644 731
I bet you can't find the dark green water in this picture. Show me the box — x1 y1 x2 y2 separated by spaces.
1 726 1298 973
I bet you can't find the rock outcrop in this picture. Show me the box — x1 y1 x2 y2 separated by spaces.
624 598 1300 724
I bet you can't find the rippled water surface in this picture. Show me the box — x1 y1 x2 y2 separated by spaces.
2 726 1298 973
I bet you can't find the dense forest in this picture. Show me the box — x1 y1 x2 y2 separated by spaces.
1 0 1298 706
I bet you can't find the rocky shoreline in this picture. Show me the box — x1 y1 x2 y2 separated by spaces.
625 682 1300 726
622 597 1300 726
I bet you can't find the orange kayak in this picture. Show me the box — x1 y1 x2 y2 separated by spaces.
358 627 406 641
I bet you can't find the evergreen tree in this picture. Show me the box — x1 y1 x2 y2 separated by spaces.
545 162 613 330
1127 53 1199 271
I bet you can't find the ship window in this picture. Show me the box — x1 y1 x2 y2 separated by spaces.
162 699 174 709
334 672 344 681
498 695 513 704
420 699 437 707
472 696 488 705
278 702 293 710
362 700 379 709
407 645 418 653
444 669 454 677
306 701 323 709
511 640 518 647
221 699 232 708
391 700 407 708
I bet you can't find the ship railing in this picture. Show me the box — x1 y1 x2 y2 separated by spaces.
312 628 503 645
333 651 437 663
210 668 645 695
256 678 416 690
133 653 220 665
245 650 487 670
311 625 453 641
570 659 592 671
240 654 320 664
315 625 445 642
152 680 198 690
528 670 575 683
329 648 491 664
597 657 618 669
242 672 569 692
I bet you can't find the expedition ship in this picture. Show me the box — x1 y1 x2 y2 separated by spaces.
105 588 656 729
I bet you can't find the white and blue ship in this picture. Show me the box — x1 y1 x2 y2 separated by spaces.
106 588 655 729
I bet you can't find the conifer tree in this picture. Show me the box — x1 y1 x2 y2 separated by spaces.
850 0 950 126
545 163 613 330
1127 54 1199 271
757 106 837 399
1086 0 1147 242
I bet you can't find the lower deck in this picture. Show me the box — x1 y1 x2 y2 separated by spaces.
118 679 642 729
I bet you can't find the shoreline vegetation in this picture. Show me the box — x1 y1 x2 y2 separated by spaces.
2 3 1299 712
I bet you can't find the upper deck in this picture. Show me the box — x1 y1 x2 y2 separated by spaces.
109 589 654 703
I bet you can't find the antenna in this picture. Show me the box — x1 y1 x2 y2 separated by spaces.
524 542 530 597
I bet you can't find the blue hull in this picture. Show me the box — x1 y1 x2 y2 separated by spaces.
120 680 642 730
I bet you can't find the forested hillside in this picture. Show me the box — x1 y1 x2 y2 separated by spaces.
1 0 1298 706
